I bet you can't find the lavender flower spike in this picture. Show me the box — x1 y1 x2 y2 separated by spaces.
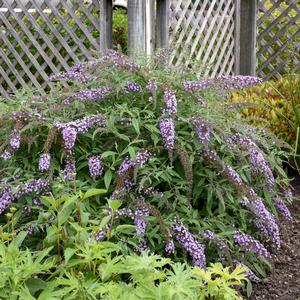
9 130 21 150
38 153 51 172
234 230 271 259
62 126 77 150
117 156 134 175
274 197 292 221
88 155 104 179
0 189 14 215
159 118 175 151
191 117 210 144
163 88 177 115
172 218 206 269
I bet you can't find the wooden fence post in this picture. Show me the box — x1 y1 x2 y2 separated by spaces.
100 0 113 52
156 0 170 49
128 0 146 55
236 0 257 75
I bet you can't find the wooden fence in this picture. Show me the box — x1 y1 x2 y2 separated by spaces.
257 0 300 80
0 0 299 97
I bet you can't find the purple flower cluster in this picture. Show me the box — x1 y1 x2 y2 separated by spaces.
217 75 263 90
202 230 228 262
225 165 243 187
9 130 21 150
62 126 77 150
283 188 293 201
155 48 172 64
49 63 94 83
134 207 150 251
55 115 106 135
184 76 262 92
117 156 134 175
143 187 164 199
192 117 210 144
88 229 106 242
62 151 76 181
159 118 175 151
0 179 49 215
55 115 106 153
15 179 50 199
70 87 113 103
163 88 177 115
200 147 219 162
38 153 51 172
234 230 271 259
165 239 175 255
230 134 275 192
106 50 138 71
88 155 104 179
146 80 158 92
248 196 280 250
117 150 151 175
135 150 151 167
12 111 43 122
0 189 14 215
125 81 142 92
172 218 206 269
274 197 292 221
197 97 207 108
1 149 13 160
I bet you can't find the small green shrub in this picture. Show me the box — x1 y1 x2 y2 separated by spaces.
0 232 248 300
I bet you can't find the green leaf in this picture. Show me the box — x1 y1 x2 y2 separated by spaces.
115 225 136 234
11 231 27 247
26 278 47 296
128 147 136 160
59 202 75 225
64 248 77 264
108 199 122 211
104 169 113 189
132 118 140 134
83 189 107 200
246 281 253 298
253 262 266 277
100 215 111 229
101 151 117 158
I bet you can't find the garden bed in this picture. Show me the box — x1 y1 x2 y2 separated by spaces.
250 176 300 300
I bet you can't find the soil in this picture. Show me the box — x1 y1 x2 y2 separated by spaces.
249 176 300 300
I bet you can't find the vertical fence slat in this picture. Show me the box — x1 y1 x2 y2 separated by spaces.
156 0 170 49
100 0 113 52
128 0 146 55
234 0 241 75
238 0 257 75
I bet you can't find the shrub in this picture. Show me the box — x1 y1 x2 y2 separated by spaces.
230 74 300 168
0 51 294 292
0 232 249 299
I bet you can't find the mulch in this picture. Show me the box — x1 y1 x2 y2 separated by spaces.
249 176 300 300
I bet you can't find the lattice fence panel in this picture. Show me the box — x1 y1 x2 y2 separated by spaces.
0 0 100 97
169 0 236 77
257 0 300 80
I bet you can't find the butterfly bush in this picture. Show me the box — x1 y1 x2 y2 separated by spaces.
0 50 294 282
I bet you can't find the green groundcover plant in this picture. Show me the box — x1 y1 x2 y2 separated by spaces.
0 50 295 298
